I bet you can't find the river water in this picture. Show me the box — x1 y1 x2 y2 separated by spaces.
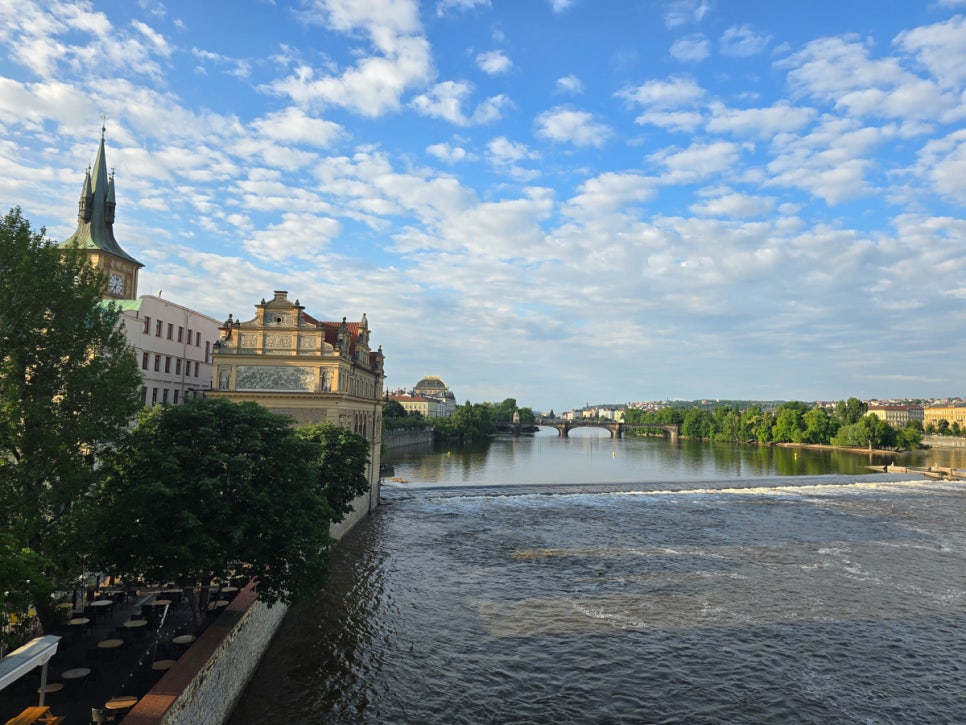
229 431 966 724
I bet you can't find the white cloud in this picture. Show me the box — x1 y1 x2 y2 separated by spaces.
250 107 344 148
486 136 540 180
719 24 770 57
707 102 817 139
269 0 432 116
555 75 584 94
895 15 966 89
564 172 656 218
435 0 490 16
664 0 711 29
689 188 776 217
649 141 743 184
427 142 471 163
549 0 576 12
535 106 612 147
914 128 966 204
411 81 510 125
476 50 512 75
617 76 706 108
670 34 710 62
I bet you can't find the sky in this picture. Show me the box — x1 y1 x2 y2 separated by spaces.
2 0 966 413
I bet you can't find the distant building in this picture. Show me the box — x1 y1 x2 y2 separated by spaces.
389 393 449 418
63 129 218 406
924 405 966 429
867 405 924 427
207 291 385 538
412 375 457 417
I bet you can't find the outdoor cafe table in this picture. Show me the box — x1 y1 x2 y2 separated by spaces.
122 619 148 629
105 695 138 711
151 659 177 671
97 638 124 650
172 634 196 645
61 667 91 682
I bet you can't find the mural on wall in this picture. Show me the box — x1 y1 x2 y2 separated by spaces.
236 365 316 392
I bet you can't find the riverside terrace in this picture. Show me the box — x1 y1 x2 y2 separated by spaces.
0 581 244 724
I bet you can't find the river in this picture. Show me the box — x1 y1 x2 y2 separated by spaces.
228 430 966 723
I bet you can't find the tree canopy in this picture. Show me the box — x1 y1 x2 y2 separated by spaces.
87 398 346 628
0 207 142 631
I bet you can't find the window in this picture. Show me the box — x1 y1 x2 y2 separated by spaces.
178 326 184 342
162 389 169 404
167 323 173 340
141 352 149 370
151 388 158 404
196 331 201 347
154 354 160 372
175 359 182 375
164 356 171 373
155 320 162 337
140 387 147 404
143 316 151 334
194 361 200 377
173 389 180 404
187 329 192 345
205 340 210 359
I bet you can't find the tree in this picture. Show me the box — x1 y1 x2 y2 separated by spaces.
802 406 835 444
834 397 868 426
771 402 809 443
0 207 142 632
88 398 340 630
382 400 406 420
296 422 371 520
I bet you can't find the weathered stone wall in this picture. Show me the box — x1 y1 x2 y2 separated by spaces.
923 435 966 448
329 487 378 540
383 428 434 450
124 586 287 725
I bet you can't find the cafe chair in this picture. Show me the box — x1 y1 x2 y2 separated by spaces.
90 707 116 724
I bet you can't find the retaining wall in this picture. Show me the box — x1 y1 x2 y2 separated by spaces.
123 584 286 724
383 428 434 450
923 435 966 448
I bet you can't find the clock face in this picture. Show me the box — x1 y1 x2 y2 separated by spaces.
108 273 124 295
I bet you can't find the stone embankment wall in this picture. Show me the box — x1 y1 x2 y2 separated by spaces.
923 435 966 449
383 428 434 450
124 585 286 725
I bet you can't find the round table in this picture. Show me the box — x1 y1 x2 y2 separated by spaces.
172 634 196 645
37 682 63 694
123 619 148 629
67 617 90 626
153 598 172 606
90 599 113 607
62 667 91 681
97 638 124 649
152 659 177 671
105 695 139 710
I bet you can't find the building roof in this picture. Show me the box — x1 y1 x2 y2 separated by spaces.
61 128 142 267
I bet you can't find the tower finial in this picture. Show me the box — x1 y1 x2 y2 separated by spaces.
100 113 106 138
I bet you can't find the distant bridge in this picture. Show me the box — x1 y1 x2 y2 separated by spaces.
534 418 680 440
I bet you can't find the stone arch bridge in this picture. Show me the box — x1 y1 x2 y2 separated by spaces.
534 419 680 440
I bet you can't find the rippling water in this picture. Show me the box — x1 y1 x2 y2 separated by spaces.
230 435 966 724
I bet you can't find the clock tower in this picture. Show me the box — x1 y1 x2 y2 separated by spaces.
62 126 143 300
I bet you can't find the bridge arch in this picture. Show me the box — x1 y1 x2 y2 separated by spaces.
536 419 680 440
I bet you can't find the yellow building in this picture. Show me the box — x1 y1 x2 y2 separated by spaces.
389 393 448 418
207 291 385 537
867 405 924 426
923 405 966 429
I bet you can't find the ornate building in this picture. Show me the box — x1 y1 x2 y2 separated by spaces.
207 291 385 537
62 126 143 301
62 129 220 405
412 375 457 417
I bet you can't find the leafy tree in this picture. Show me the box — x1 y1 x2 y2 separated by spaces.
802 406 835 444
517 407 536 424
681 408 713 439
896 421 923 451
296 422 371 520
771 402 809 443
0 207 142 632
834 397 868 426
382 400 406 419
936 419 951 436
88 398 339 630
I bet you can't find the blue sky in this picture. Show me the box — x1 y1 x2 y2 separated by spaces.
2 0 966 413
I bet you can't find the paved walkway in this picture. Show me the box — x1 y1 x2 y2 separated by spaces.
0 585 236 724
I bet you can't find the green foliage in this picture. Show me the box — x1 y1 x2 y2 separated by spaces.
517 407 536 424
834 397 868 426
433 401 495 439
296 422 371 519
0 534 51 652
382 400 406 419
88 398 340 624
0 207 142 631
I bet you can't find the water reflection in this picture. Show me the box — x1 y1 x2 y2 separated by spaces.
385 432 905 489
